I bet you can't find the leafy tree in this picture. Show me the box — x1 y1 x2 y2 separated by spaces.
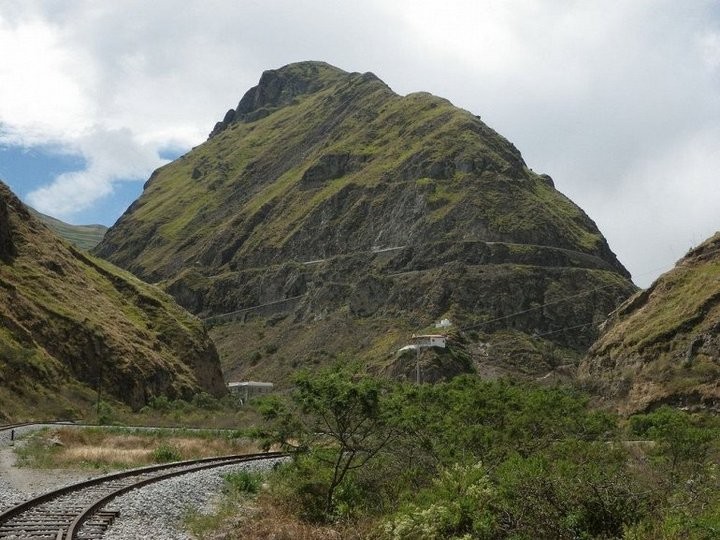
260 364 396 519
630 406 714 479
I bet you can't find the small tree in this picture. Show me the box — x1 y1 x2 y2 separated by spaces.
260 364 395 519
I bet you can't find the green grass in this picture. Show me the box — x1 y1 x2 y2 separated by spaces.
184 470 267 538
29 207 107 251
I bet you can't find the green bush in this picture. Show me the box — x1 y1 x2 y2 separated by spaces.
148 395 171 411
258 369 720 536
97 401 115 425
152 443 181 463
381 462 496 540
224 470 263 495
191 392 220 410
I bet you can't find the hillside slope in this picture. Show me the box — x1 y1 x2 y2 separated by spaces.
0 181 225 421
95 61 636 384
580 233 720 414
28 207 107 251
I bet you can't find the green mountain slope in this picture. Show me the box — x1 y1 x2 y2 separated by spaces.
0 180 225 421
580 232 720 414
28 207 107 251
95 61 636 385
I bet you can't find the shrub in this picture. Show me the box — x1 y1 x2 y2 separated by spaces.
381 462 496 540
225 470 263 495
152 443 181 463
191 392 220 410
148 395 171 411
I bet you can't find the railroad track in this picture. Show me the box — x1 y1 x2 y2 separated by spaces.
0 451 285 539
0 423 37 432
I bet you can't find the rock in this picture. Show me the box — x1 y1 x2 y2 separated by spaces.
0 195 14 261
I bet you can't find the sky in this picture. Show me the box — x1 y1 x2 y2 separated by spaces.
1 1 719 288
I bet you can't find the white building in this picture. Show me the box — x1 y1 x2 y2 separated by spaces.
227 381 274 403
435 318 452 329
409 334 447 348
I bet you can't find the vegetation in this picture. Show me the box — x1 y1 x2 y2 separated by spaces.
14 425 258 471
223 366 720 539
28 206 107 251
0 180 225 420
581 231 720 413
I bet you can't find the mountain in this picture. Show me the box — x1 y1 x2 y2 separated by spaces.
0 180 225 421
94 61 636 385
580 232 720 414
28 207 107 251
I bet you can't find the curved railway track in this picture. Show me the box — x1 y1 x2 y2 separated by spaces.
0 446 286 540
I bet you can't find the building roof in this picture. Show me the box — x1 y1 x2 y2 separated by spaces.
410 334 447 339
227 381 274 388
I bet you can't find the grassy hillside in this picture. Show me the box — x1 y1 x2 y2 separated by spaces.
0 180 225 422
28 207 107 251
580 232 720 413
94 61 636 384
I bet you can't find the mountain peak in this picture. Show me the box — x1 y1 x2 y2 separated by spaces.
209 61 380 138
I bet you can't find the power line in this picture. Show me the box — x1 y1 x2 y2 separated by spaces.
457 282 623 332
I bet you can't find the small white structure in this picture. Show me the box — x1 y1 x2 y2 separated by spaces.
227 381 274 403
435 318 452 329
410 334 447 348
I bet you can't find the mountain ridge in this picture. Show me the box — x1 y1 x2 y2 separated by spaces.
0 180 225 421
28 207 107 251
580 231 720 414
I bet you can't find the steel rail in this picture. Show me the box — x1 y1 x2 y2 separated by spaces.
63 452 285 539
0 422 36 432
0 451 286 540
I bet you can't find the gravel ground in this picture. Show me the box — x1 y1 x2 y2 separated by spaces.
0 423 280 539
0 423 93 514
102 457 285 540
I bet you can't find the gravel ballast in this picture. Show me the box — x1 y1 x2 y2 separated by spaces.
0 423 94 514
102 458 285 540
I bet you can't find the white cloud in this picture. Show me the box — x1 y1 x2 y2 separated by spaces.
25 127 163 219
0 0 719 286
0 16 93 144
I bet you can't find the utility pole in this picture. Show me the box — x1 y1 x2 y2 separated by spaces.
416 345 421 384
95 359 103 424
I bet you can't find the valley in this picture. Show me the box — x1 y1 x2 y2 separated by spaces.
1 59 719 539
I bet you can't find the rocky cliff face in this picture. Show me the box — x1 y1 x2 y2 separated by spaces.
95 61 636 385
0 181 225 420
0 194 15 261
580 232 720 414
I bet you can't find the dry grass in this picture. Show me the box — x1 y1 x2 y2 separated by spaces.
195 492 377 540
19 427 259 470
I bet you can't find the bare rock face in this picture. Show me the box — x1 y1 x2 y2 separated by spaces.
580 232 720 414
95 61 636 386
0 180 225 418
0 194 14 260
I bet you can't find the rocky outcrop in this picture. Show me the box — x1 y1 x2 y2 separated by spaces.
0 180 225 418
0 194 14 260
209 61 351 137
580 232 720 414
95 61 636 385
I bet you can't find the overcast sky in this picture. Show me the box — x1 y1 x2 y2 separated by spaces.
1 0 719 287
